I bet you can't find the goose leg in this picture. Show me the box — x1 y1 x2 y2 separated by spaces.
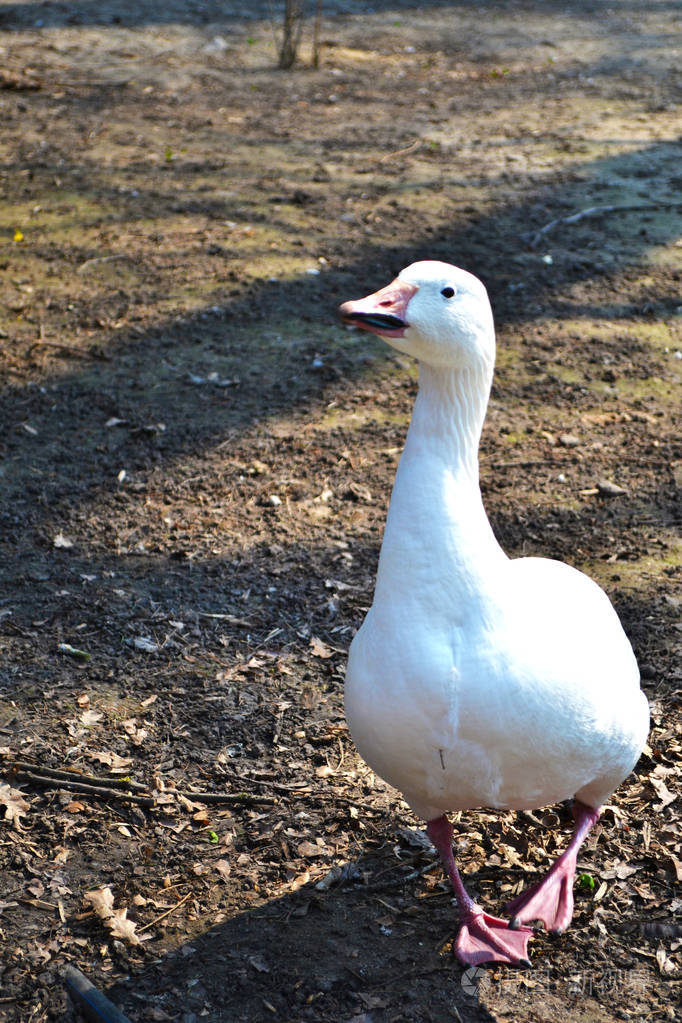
506 800 600 932
426 815 533 967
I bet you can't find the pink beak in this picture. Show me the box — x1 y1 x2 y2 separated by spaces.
339 278 418 338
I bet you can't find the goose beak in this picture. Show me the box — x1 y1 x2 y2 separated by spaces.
339 278 418 338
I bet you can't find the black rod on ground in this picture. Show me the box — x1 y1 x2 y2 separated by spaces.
64 965 132 1023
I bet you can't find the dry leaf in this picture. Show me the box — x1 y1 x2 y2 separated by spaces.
600 862 639 880
215 859 231 881
86 750 133 772
80 709 104 727
649 774 676 809
64 800 85 813
398 827 433 851
309 636 333 659
0 783 30 827
290 870 311 891
84 887 143 946
122 718 149 746
108 907 141 945
248 953 269 973
84 887 115 919
668 855 682 882
297 840 324 858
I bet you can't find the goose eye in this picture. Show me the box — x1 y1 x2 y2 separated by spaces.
441 286 456 299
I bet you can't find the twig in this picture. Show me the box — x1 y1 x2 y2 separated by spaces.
216 768 312 797
77 254 128 274
137 891 192 934
18 896 60 912
327 794 391 814
379 138 421 163
5 761 277 808
176 790 276 806
7 761 148 792
522 201 682 248
10 769 155 806
197 611 255 626
27 339 109 360
363 859 441 892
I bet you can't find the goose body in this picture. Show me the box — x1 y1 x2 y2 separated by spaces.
348 553 645 821
339 261 649 966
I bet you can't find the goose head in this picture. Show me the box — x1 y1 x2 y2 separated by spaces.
339 260 495 372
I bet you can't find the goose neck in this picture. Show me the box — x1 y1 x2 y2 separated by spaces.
407 361 492 477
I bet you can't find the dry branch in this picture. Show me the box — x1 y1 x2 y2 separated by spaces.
10 768 155 807
137 891 192 934
522 200 682 247
8 761 148 792
3 761 276 809
27 339 109 360
176 790 276 806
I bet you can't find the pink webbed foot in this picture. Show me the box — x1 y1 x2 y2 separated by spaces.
426 814 534 967
506 800 600 933
506 863 575 933
455 908 533 967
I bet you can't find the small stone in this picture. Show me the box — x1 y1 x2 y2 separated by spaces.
597 479 627 497
133 636 158 653
559 433 580 447
344 482 372 503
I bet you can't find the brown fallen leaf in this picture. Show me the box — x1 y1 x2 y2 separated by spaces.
649 774 676 810
600 862 639 880
215 859 231 881
297 839 326 858
84 887 115 919
289 870 310 891
668 855 682 882
64 800 86 813
80 709 104 728
0 782 30 828
85 750 133 771
26 879 45 899
108 906 141 945
84 886 145 945
309 636 333 659
122 718 149 746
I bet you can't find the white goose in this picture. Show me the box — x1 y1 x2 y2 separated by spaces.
339 261 649 967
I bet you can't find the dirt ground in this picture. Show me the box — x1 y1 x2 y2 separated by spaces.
0 1 681 1020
